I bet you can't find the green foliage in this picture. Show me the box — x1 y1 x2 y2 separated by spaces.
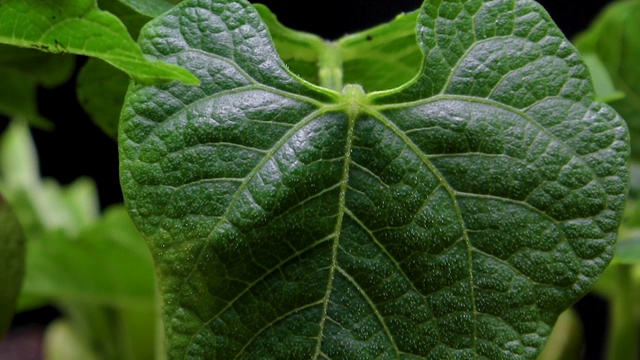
77 59 131 138
0 194 25 338
119 0 629 359
575 0 640 159
0 122 159 359
0 46 74 129
537 309 583 360
0 0 197 85
257 5 421 92
0 0 635 359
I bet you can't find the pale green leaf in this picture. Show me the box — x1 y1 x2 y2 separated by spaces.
0 121 40 191
0 122 99 238
537 309 583 360
613 233 640 265
115 0 176 17
25 207 159 360
0 194 25 338
580 53 625 103
19 206 155 310
120 0 629 358
339 11 421 91
44 320 101 360
0 0 198 85
256 4 422 92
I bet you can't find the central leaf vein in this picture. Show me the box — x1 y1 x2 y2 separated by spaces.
313 109 357 359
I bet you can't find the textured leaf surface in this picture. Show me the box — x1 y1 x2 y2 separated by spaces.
0 194 25 338
575 0 640 159
120 0 629 358
0 0 197 85
253 4 324 86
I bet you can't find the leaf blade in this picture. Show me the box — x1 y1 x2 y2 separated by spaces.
120 0 629 359
0 0 197 85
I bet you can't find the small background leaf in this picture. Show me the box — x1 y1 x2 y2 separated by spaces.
339 11 421 91
98 0 153 39
0 122 99 239
44 320 101 360
575 0 640 159
77 59 131 138
0 195 26 338
613 233 640 265
580 53 625 103
254 4 324 85
537 309 583 360
257 4 422 92
0 45 75 128
0 0 198 85
114 0 178 17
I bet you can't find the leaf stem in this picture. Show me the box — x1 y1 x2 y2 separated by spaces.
607 264 639 360
318 42 343 91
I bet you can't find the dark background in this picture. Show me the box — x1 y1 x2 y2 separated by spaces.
3 0 618 359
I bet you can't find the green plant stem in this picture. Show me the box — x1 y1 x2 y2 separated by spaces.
607 264 639 360
318 42 343 91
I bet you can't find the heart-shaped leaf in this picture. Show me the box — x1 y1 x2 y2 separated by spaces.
119 0 629 358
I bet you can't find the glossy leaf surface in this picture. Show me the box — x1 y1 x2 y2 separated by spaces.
120 0 629 358
0 0 197 85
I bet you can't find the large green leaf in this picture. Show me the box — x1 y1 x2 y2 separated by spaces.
0 194 25 338
120 0 629 358
575 0 640 159
0 0 197 85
